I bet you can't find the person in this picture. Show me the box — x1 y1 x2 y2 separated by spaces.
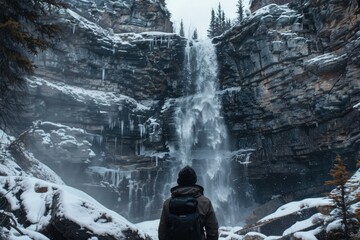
158 165 219 240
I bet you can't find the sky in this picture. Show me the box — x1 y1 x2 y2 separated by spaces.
166 0 241 39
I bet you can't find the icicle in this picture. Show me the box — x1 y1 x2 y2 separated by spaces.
120 120 124 137
135 140 144 155
108 117 112 129
167 35 171 48
138 124 146 138
116 168 120 186
129 119 134 131
111 170 116 186
102 68 106 81
99 136 103 145
72 24 76 34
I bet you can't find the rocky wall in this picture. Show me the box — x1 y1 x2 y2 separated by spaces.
215 0 360 205
17 0 187 222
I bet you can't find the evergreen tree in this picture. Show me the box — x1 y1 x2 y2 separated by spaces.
325 155 354 240
226 19 232 30
207 3 232 38
237 0 244 23
0 0 67 130
179 19 185 37
216 3 223 34
207 9 216 38
220 11 226 33
192 28 198 40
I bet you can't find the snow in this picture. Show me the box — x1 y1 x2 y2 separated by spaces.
293 227 322 240
136 220 160 240
0 131 64 185
30 121 96 164
305 53 346 64
354 102 360 109
283 213 324 235
134 222 245 240
260 198 333 222
0 176 148 239
28 77 150 111
66 9 178 48
326 218 342 232
0 129 14 145
253 3 296 18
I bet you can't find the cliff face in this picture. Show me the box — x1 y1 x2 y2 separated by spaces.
35 7 183 101
66 0 172 33
18 0 186 222
215 0 360 205
250 0 301 12
11 0 360 224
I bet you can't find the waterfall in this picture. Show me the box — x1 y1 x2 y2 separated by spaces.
169 39 239 226
86 39 242 225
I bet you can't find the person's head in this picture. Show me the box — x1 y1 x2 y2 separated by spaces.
177 165 197 186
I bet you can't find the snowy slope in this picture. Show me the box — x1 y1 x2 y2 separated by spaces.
0 176 150 239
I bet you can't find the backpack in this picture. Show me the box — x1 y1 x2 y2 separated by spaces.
167 195 203 240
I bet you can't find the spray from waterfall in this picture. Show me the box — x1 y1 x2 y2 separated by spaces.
169 39 239 226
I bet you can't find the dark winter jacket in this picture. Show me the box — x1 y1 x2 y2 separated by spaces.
158 185 219 240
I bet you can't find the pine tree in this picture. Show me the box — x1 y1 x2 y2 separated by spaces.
220 11 226 33
207 3 232 38
237 0 244 23
226 19 232 30
216 3 223 34
325 155 352 240
207 9 216 38
192 28 198 40
0 0 67 130
179 19 185 37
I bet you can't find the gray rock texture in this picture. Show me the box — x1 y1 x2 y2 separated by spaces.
66 0 172 33
214 0 360 207
18 0 185 222
10 0 360 225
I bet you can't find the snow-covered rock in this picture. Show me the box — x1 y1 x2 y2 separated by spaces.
0 176 150 240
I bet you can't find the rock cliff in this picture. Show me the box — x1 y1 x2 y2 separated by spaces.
215 0 360 217
66 0 172 33
9 0 360 226
18 0 186 222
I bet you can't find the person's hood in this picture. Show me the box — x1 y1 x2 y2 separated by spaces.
170 185 204 198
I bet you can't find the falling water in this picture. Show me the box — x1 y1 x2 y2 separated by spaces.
170 39 239 226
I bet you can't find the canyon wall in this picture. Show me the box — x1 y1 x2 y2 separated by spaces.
10 0 360 223
215 0 360 208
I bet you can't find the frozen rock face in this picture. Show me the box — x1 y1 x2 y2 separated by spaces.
34 7 185 100
66 0 172 33
215 0 360 207
0 176 151 240
18 0 186 222
250 0 297 12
